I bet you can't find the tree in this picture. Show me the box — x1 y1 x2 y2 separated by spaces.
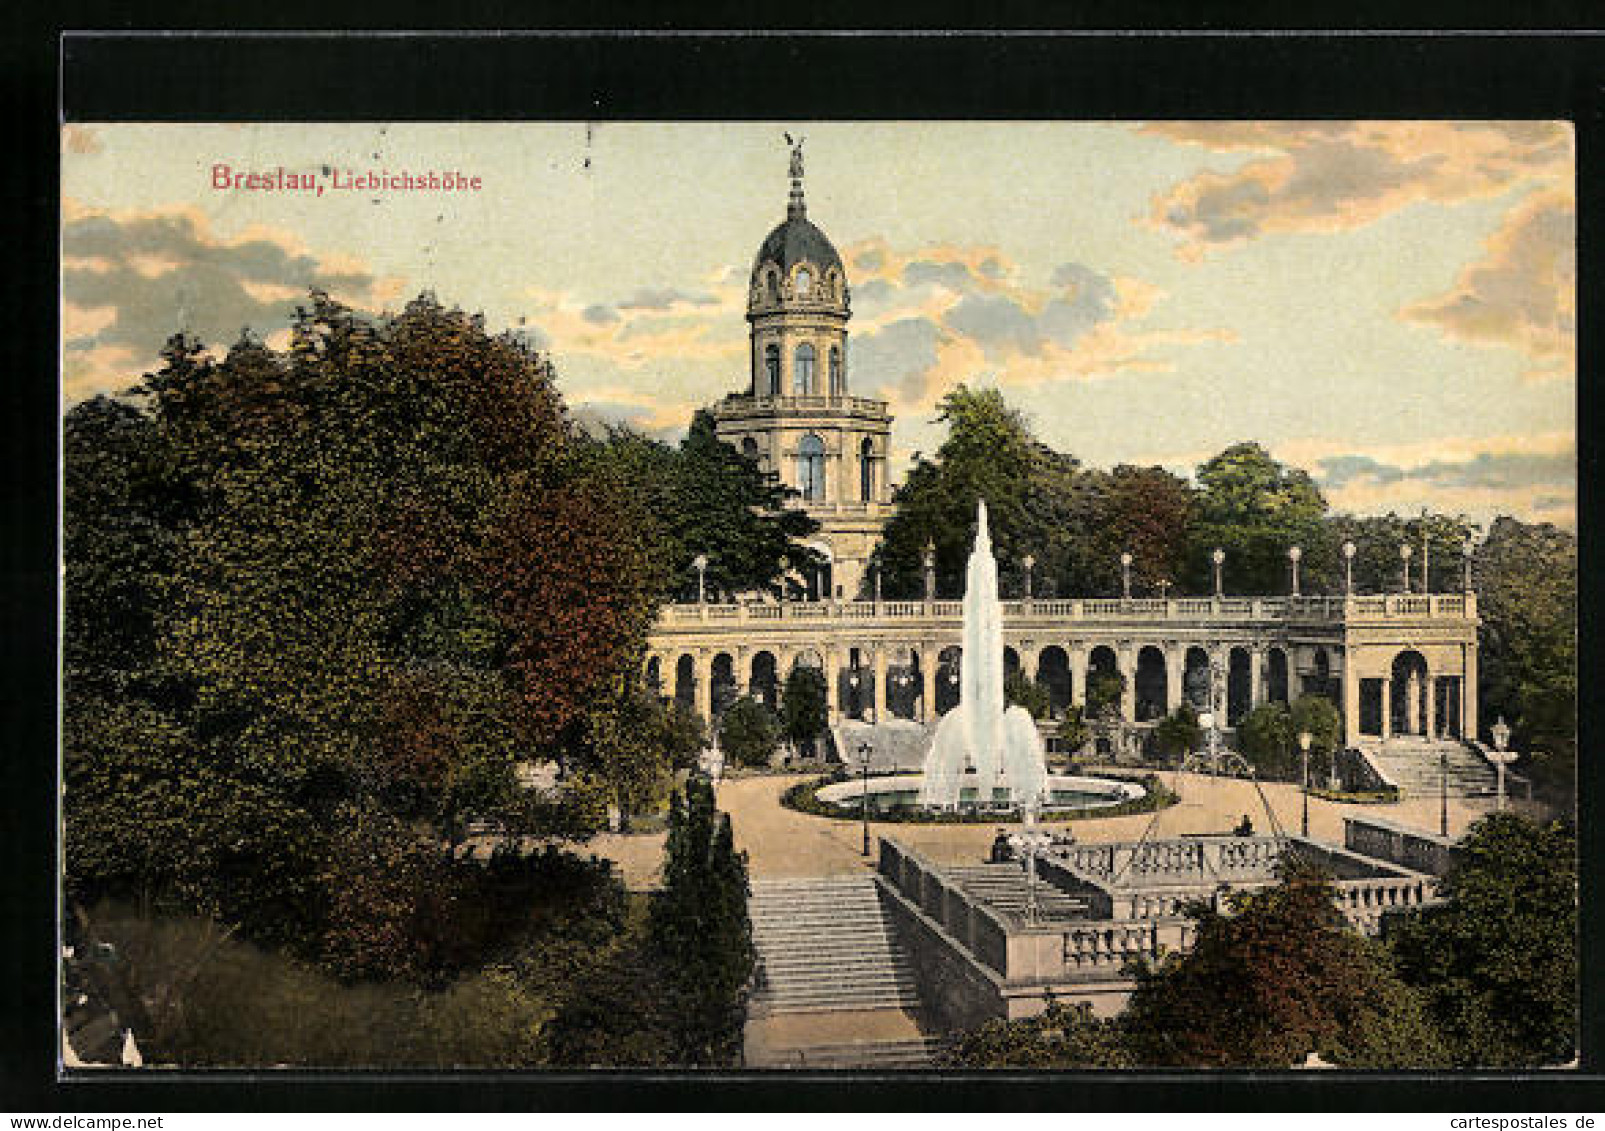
1152 703 1202 760
1004 669 1050 720
1472 517 1576 801
1383 813 1576 1067
1079 464 1195 596
1122 857 1450 1067
1086 672 1125 720
1235 702 1296 780
593 411 821 602
650 778 754 1064
718 696 782 768
1289 694 1342 782
63 292 663 963
780 664 830 757
942 1002 1132 1068
872 386 1088 599
1324 510 1476 596
1187 442 1329 595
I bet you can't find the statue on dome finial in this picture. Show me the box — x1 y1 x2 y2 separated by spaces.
784 132 806 181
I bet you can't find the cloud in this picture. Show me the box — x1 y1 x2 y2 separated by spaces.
850 317 943 402
1144 121 1572 257
582 303 620 324
61 203 399 399
945 293 1039 357
615 286 717 311
1401 188 1575 380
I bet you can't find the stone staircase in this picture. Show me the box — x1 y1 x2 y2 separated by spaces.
1363 739 1498 798
944 863 1091 921
749 876 923 1014
746 875 937 1068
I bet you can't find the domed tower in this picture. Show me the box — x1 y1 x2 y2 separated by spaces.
713 140 894 601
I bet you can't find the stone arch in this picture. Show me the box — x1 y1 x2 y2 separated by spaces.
1003 645 1021 681
1088 645 1121 715
750 650 778 710
794 265 814 298
644 655 663 697
711 652 738 718
936 645 963 715
674 654 696 713
1267 646 1289 704
1184 646 1212 710
889 647 921 720
1227 647 1252 726
1135 645 1168 722
1308 647 1334 701
792 649 824 672
1391 649 1429 736
1036 646 1071 715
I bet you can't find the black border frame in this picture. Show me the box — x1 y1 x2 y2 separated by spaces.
7 24 1601 1111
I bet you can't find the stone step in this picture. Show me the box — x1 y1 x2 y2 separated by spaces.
757 1038 946 1069
755 990 921 1013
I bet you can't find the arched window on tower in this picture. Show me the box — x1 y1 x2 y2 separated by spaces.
764 345 780 395
766 270 780 301
829 346 843 395
794 343 817 395
795 267 812 297
741 437 759 463
860 437 875 502
798 434 825 502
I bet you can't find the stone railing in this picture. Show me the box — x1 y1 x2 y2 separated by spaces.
1344 815 1455 877
657 593 1476 628
878 839 1013 975
720 392 889 416
1331 874 1439 935
1048 836 1287 887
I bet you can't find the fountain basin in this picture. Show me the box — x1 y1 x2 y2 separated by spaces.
815 772 1145 817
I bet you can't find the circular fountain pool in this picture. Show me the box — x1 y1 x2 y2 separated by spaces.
813 773 1146 818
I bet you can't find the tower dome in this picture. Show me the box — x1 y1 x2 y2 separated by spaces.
747 139 849 317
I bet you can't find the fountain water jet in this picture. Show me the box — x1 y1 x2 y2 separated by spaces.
918 501 1050 810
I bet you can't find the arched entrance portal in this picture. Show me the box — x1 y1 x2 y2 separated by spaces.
1036 646 1071 716
1391 650 1429 736
1135 646 1168 722
750 651 778 710
1087 646 1121 717
674 654 696 713
936 646 962 715
1227 648 1251 726
1267 647 1289 704
1184 647 1212 711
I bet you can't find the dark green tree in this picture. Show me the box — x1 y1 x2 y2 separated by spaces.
1383 813 1576 1067
718 695 782 768
1123 857 1450 1067
650 778 754 1064
1152 703 1203 759
871 386 1088 599
1004 669 1050 719
1235 702 1297 780
780 664 830 757
941 1002 1132 1068
1290 694 1342 782
594 410 821 602
1472 517 1576 800
1186 442 1329 595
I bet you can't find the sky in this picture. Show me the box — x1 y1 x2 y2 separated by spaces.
61 121 1575 530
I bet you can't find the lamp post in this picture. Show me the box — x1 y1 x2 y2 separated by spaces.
872 563 882 604
1342 540 1356 595
1289 545 1303 598
1489 715 1516 812
1400 543 1413 595
1022 554 1035 601
1007 808 1053 925
922 539 937 602
857 741 873 857
1120 552 1133 600
1212 548 1225 598
692 554 708 605
1298 730 1313 836
1462 539 1475 594
1420 508 1431 594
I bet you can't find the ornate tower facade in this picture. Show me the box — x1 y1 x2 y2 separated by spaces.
713 141 894 601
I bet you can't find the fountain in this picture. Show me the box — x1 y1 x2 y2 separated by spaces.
805 500 1146 821
918 501 1049 810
